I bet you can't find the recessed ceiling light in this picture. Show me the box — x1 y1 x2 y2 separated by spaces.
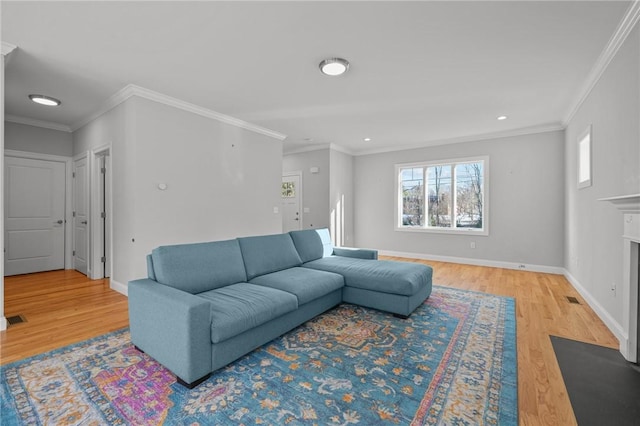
319 58 350 76
29 94 61 107
497 115 508 121
364 138 371 142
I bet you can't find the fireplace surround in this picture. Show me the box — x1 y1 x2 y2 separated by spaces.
600 194 640 362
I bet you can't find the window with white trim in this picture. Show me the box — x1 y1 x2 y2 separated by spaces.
396 156 488 234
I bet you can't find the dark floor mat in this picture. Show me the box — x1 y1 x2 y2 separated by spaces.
551 335 640 426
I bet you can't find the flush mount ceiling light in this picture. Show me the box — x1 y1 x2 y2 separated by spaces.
363 138 372 142
319 58 350 76
29 94 61 106
497 115 508 120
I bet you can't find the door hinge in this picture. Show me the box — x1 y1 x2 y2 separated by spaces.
101 167 106 174
101 256 106 263
72 172 76 178
73 250 76 256
72 211 76 217
101 212 106 219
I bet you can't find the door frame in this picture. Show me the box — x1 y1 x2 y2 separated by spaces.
72 152 90 276
5 150 73 269
282 171 303 231
90 145 112 280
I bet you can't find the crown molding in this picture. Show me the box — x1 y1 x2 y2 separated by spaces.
283 142 354 157
70 85 136 131
353 122 564 156
563 0 640 126
1 42 17 56
5 114 72 133
283 143 332 156
329 143 354 156
72 84 287 141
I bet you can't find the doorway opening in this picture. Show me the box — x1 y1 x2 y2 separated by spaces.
91 147 111 280
282 172 302 232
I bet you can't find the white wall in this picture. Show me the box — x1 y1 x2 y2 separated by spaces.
5 121 73 157
74 96 284 289
283 148 331 229
354 130 565 269
73 99 134 288
564 24 640 336
330 149 354 246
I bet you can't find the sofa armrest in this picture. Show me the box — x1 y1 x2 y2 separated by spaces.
128 278 212 384
333 247 378 260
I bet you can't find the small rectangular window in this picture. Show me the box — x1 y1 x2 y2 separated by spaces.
396 156 488 235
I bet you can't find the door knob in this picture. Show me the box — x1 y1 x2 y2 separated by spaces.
55 220 63 224
81 220 88 225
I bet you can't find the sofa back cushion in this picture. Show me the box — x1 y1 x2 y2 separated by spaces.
237 233 302 280
289 228 334 263
151 239 247 294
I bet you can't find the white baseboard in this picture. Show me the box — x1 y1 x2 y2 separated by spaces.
110 279 128 297
563 269 627 356
0 316 6 331
379 250 565 274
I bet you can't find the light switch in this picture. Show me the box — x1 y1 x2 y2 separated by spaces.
303 207 310 213
273 207 279 214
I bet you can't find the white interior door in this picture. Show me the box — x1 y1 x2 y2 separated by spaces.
282 173 302 232
103 155 111 278
4 156 66 276
73 156 89 275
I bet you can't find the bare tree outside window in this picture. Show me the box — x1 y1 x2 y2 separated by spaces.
398 158 486 233
401 168 423 226
427 166 451 227
455 163 483 228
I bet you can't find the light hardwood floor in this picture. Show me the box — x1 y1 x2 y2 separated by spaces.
1 269 128 364
1 260 619 425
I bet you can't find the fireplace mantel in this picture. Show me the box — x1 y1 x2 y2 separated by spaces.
599 194 640 213
599 193 640 362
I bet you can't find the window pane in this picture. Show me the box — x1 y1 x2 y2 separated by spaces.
282 181 295 198
427 165 452 228
455 162 483 228
401 167 424 226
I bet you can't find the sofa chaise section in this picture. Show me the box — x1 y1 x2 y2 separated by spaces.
290 228 433 317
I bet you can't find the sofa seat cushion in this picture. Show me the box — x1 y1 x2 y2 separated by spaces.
197 283 298 344
249 267 344 305
303 257 432 296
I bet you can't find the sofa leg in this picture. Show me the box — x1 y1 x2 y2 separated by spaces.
134 345 144 353
393 313 410 320
176 373 211 389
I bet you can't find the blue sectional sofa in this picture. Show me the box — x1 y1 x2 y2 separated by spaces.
128 228 432 388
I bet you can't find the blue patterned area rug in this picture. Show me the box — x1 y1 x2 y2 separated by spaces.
1 286 517 425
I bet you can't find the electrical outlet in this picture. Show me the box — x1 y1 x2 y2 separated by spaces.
518 264 526 269
470 242 476 249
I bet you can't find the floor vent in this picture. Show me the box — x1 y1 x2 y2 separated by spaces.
566 296 580 304
6 315 26 326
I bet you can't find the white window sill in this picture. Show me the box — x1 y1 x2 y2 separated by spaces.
395 226 489 236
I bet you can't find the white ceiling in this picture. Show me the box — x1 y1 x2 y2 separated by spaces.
1 1 633 155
